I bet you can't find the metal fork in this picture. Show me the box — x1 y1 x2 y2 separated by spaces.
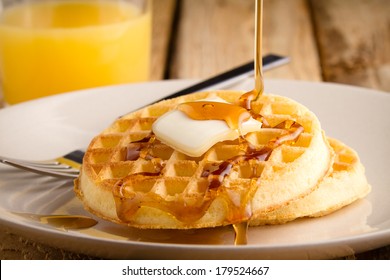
0 150 84 179
0 55 289 179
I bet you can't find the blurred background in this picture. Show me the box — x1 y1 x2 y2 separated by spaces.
0 0 389 106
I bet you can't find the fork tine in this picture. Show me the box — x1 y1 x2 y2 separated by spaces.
2 159 63 167
0 158 79 179
11 160 75 170
0 149 84 179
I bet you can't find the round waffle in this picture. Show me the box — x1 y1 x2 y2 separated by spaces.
250 138 371 225
74 91 333 229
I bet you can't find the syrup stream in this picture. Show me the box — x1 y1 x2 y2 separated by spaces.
254 0 264 96
238 0 264 111
233 0 264 245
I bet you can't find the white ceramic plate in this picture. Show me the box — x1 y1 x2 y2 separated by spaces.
0 79 389 259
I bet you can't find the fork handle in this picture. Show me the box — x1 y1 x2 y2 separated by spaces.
62 150 84 164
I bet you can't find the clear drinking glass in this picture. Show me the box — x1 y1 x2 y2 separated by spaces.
0 0 151 105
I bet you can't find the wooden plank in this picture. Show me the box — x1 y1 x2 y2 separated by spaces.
309 0 390 92
170 0 254 79
170 0 321 81
150 0 177 80
262 0 321 81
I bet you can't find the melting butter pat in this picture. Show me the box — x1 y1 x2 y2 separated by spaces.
152 97 262 157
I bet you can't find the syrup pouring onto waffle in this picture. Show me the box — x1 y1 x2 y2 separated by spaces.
158 0 302 244
125 0 303 245
173 0 265 244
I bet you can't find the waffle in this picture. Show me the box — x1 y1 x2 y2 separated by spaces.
74 91 333 229
250 138 371 225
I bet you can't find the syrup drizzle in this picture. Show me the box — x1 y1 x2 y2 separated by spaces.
201 121 303 226
114 121 303 227
126 134 155 161
178 101 250 131
124 133 165 179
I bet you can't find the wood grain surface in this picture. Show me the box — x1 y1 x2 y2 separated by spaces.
1 0 389 260
171 0 322 81
310 0 390 91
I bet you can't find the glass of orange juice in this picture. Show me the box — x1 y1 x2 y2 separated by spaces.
0 0 151 105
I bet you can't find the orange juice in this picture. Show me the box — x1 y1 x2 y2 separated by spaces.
0 0 151 104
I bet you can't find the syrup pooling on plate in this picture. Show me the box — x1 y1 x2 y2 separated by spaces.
39 215 98 229
13 213 97 230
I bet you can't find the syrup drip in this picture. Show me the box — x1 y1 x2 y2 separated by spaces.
233 221 249 245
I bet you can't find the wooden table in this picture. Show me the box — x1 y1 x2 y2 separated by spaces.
1 0 389 259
